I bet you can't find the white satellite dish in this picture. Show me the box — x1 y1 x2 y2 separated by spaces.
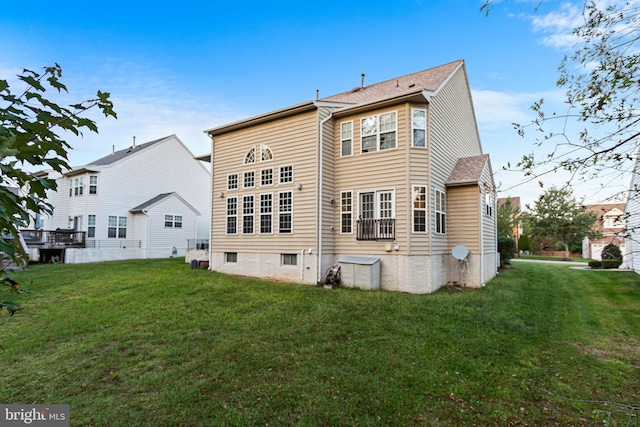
452 245 469 260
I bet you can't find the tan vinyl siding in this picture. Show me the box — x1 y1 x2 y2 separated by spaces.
407 103 430 255
446 185 481 254
428 67 483 254
211 109 319 253
332 105 408 256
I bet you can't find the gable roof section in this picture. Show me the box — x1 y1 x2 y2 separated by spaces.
130 192 200 216
205 60 465 136
320 60 463 105
446 154 490 186
87 135 175 166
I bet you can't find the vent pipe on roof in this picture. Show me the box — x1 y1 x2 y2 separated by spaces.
133 136 136 147
316 89 319 100
112 145 115 154
361 73 365 88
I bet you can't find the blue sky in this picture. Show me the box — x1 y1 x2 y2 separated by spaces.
0 0 626 207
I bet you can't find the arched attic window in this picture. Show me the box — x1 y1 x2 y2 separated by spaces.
260 145 273 162
244 147 256 164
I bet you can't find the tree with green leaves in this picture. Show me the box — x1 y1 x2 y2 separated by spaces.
497 197 520 238
482 1 640 196
1 64 115 318
1 64 116 262
527 186 597 259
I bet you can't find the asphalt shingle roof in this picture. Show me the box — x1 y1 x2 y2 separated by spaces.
320 60 463 105
446 154 490 185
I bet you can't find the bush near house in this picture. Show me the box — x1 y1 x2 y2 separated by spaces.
498 236 516 267
589 243 623 269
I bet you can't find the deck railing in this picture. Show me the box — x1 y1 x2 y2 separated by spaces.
22 229 86 248
356 218 395 241
187 239 209 250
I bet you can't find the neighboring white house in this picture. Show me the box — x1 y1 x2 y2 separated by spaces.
26 135 211 263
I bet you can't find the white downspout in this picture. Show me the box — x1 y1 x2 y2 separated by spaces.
143 209 150 259
317 112 333 284
480 190 484 286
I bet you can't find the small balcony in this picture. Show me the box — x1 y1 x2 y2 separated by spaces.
22 229 86 248
356 218 395 241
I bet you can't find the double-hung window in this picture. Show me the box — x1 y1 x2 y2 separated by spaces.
357 190 395 240
108 216 127 238
412 185 427 233
243 195 254 234
89 175 98 194
485 192 494 217
74 177 84 196
87 215 96 238
226 197 238 234
341 121 353 156
278 191 292 233
260 193 273 234
435 189 446 234
361 111 397 153
341 191 353 233
412 109 427 147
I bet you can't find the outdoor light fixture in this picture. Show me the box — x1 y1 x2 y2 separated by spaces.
295 182 302 190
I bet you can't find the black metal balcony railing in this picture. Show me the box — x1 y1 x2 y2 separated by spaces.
22 229 86 248
356 218 395 241
187 239 209 250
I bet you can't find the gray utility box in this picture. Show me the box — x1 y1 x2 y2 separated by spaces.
338 256 381 290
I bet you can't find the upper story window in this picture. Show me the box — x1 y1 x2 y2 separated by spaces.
164 215 183 228
361 111 397 153
603 213 624 228
412 109 426 148
89 175 98 194
435 189 446 235
279 165 293 184
244 145 274 164
260 145 273 162
244 147 256 164
261 168 273 186
227 173 238 190
341 121 353 157
70 177 84 197
243 171 255 188
243 195 255 234
485 192 494 217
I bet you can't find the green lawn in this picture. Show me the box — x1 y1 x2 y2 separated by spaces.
1 259 638 426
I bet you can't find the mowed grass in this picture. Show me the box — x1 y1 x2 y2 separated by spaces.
1 259 638 426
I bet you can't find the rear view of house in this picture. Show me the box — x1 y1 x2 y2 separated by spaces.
205 60 497 293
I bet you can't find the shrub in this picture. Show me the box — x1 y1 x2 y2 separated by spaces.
589 260 602 269
498 236 516 267
602 259 622 269
601 243 622 260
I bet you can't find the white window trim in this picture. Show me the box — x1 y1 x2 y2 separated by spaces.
356 188 396 220
278 190 293 234
360 111 397 154
340 121 353 157
434 188 446 235
242 194 255 235
243 170 255 189
411 108 427 148
243 147 256 164
279 165 294 184
227 173 239 190
259 192 274 235
340 191 353 234
260 168 274 187
226 196 238 235
412 185 428 234
260 145 274 162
